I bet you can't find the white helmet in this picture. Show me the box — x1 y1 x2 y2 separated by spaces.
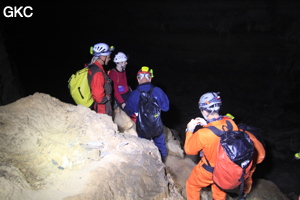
199 92 222 112
90 43 114 56
114 52 128 63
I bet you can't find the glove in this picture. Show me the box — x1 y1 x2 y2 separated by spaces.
186 118 207 132
186 119 198 131
195 117 207 126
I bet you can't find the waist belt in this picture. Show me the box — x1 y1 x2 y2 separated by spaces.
202 163 214 173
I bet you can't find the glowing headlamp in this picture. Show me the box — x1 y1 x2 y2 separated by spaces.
109 46 115 52
139 66 154 78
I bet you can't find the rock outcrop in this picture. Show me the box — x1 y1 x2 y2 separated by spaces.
0 93 290 200
0 93 173 200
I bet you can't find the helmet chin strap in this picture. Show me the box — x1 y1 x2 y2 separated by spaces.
117 62 126 71
101 57 107 65
201 110 211 120
117 64 125 71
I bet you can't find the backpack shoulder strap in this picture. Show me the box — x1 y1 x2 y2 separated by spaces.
206 126 223 137
88 64 100 84
88 63 100 74
207 120 233 137
148 85 155 93
203 125 223 169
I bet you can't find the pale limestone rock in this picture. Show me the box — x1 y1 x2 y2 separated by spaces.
0 93 171 200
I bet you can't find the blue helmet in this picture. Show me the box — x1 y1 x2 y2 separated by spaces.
199 92 222 112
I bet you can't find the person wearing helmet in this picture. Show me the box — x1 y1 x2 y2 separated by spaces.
108 53 131 107
87 43 114 115
124 66 169 163
184 92 265 200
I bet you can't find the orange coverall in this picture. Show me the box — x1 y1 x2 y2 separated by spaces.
184 117 265 200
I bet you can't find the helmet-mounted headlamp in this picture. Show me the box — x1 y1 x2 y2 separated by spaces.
137 66 154 78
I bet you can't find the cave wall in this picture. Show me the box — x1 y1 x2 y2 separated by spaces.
0 31 24 105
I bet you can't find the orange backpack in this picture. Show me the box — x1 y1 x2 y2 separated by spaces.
205 120 254 199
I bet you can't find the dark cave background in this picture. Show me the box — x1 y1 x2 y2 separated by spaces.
1 1 300 198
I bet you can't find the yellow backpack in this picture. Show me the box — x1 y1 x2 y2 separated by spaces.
68 67 94 107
